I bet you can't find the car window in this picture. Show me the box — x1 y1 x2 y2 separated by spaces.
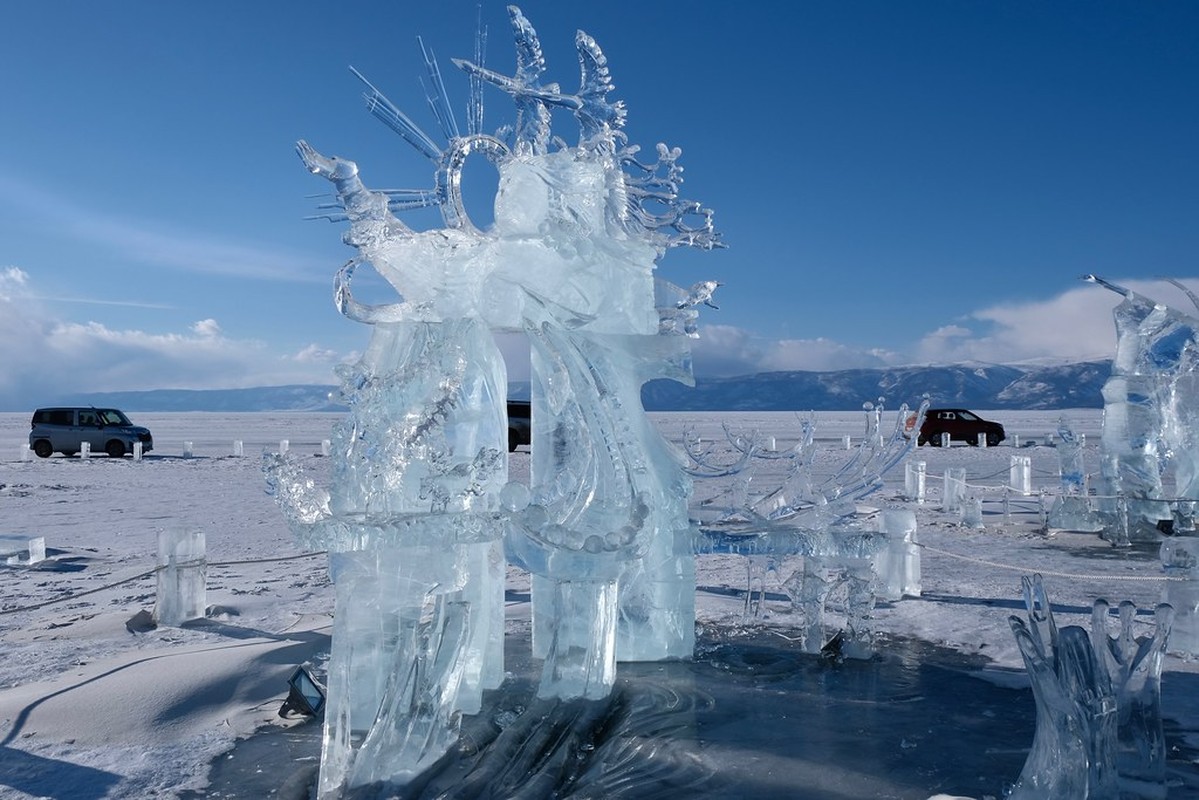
78 411 98 426
99 409 130 425
958 411 979 421
46 409 73 426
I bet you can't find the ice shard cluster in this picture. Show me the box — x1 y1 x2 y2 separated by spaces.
267 6 719 795
1008 575 1172 799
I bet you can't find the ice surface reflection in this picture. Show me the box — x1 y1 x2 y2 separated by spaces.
198 628 1086 799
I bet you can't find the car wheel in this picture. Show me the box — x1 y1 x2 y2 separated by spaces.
926 431 943 447
106 440 126 458
32 440 52 458
986 432 1001 447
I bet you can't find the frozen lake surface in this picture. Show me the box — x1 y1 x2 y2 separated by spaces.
2 409 1199 798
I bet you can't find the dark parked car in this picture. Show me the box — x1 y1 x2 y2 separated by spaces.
918 408 1005 447
508 400 531 452
29 407 154 458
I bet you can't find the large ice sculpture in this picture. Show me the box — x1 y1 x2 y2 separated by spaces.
1008 574 1172 799
269 6 718 794
1088 275 1199 543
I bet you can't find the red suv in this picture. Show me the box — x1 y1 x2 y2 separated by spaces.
918 408 1005 447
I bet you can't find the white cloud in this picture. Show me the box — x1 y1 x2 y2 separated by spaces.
290 343 339 363
913 278 1199 365
191 319 222 338
691 324 902 377
0 270 344 410
0 266 30 299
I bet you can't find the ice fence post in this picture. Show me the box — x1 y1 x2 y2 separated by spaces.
154 529 206 626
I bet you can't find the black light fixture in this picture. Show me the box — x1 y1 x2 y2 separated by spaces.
279 666 326 718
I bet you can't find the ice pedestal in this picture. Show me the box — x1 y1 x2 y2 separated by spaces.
1049 495 1104 532
960 495 984 528
154 529 206 626
942 468 965 513
875 509 920 601
904 460 926 503
319 544 497 795
1011 455 1032 495
537 577 618 700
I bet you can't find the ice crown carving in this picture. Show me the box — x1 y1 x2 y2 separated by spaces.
306 5 721 256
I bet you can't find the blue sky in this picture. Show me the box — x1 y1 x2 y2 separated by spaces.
0 1 1196 409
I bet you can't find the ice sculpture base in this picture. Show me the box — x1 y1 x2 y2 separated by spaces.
696 522 885 658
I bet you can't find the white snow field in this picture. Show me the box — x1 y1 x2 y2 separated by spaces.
1 409 1198 799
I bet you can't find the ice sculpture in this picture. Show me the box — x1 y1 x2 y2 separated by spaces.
1088 275 1199 543
689 400 928 657
268 6 718 794
1047 418 1103 532
1008 574 1172 799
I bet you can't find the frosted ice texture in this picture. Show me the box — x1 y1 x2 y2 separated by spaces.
268 6 718 794
1048 419 1103 532
690 402 927 656
154 529 206 626
1088 275 1199 542
1008 574 1172 799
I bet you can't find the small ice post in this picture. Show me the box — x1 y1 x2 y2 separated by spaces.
26 537 45 565
154 529 206 626
904 460 926 503
1011 455 1032 495
960 494 983 528
1048 419 1102 532
942 468 966 513
875 508 920 601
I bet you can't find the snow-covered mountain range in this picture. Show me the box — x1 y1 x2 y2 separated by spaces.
46 360 1111 413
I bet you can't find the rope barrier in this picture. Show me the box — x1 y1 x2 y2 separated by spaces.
0 550 328 617
918 542 1186 583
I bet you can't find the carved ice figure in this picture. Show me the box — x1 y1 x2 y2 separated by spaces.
272 144 510 793
1008 574 1172 799
1091 598 1174 795
271 6 720 788
1008 575 1120 799
457 6 719 698
1088 275 1199 543
692 402 926 657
